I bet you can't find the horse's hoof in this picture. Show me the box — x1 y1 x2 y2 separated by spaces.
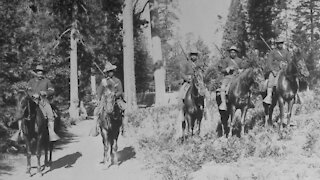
35 172 43 177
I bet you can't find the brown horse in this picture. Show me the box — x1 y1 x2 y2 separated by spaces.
182 68 206 142
12 90 55 176
99 88 122 166
262 53 309 131
217 68 262 137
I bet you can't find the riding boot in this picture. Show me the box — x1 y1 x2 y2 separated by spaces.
248 99 255 109
263 88 273 105
48 120 60 142
89 116 100 137
10 120 23 142
295 92 302 104
178 109 184 122
219 91 227 111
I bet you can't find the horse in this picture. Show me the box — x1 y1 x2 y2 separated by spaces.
11 90 56 176
182 68 206 142
262 52 309 131
99 87 122 166
216 68 262 137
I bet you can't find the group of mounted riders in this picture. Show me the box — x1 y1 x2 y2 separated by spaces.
10 37 304 143
8 36 307 175
178 37 305 136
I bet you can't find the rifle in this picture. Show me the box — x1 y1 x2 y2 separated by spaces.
177 41 207 72
213 43 225 59
259 34 272 52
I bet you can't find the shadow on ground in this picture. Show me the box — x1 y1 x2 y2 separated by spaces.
0 155 14 176
117 146 136 165
43 151 82 175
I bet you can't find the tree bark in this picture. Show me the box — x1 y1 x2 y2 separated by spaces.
123 0 138 112
69 21 79 120
152 36 166 106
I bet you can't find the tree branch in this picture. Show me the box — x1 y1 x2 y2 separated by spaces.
134 0 150 19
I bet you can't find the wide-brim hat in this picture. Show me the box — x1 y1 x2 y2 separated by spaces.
189 47 200 56
34 65 45 72
228 46 238 52
275 37 285 43
103 61 117 72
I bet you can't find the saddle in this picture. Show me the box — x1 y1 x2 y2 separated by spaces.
261 71 281 92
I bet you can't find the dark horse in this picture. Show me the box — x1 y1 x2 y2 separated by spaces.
182 68 206 142
262 53 309 131
216 68 262 137
12 90 57 176
99 88 122 166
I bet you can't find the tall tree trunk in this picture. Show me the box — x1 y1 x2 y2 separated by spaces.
90 68 96 95
123 0 137 112
69 21 79 120
310 0 314 47
152 36 166 106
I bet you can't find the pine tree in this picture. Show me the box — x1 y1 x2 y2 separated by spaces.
221 0 248 57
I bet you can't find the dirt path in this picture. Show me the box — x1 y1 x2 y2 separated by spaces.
0 119 154 180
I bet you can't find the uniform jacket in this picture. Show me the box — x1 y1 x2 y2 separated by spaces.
27 77 54 96
97 76 123 100
266 48 291 73
179 59 204 82
217 56 245 76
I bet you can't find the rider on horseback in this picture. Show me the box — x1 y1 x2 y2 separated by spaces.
90 61 126 137
217 45 253 111
11 65 60 142
177 47 204 123
263 37 301 105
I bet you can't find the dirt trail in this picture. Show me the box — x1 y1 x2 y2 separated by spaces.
0 119 154 180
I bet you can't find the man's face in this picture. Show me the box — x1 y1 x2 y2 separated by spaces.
276 43 283 49
190 54 198 62
229 50 237 59
107 70 114 77
36 71 44 79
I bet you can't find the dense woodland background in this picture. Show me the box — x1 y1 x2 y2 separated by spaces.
1 0 320 136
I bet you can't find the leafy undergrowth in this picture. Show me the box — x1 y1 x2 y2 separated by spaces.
126 90 320 180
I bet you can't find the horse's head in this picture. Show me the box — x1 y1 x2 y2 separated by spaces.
291 50 310 78
243 67 264 93
102 87 116 114
192 68 206 97
13 89 30 121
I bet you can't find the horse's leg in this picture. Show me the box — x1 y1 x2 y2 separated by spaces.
108 135 114 166
287 99 294 128
182 119 186 142
197 118 201 136
240 106 248 136
49 142 53 164
228 106 236 138
101 128 109 164
36 136 43 176
44 140 48 166
190 115 195 136
25 136 32 176
278 97 285 131
263 103 270 127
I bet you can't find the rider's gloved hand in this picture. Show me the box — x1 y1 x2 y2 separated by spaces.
32 93 40 99
40 91 47 96
187 75 192 83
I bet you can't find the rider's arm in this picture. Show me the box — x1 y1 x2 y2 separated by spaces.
45 80 55 97
115 79 123 98
180 63 191 82
96 83 104 100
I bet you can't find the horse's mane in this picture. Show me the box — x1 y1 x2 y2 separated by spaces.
234 68 254 87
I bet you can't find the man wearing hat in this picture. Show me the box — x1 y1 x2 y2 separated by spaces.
11 65 60 142
263 37 299 105
90 61 126 137
177 47 204 123
217 45 247 111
